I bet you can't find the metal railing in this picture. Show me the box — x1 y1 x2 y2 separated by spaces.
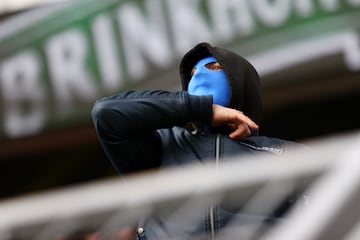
0 131 359 240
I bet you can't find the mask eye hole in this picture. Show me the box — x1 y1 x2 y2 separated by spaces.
190 61 222 77
190 67 196 77
205 62 222 71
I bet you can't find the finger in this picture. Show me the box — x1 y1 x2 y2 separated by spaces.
229 125 250 139
234 111 259 129
229 123 251 139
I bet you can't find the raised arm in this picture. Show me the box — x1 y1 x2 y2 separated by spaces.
91 90 213 174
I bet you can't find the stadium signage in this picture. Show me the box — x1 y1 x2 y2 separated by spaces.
0 0 359 138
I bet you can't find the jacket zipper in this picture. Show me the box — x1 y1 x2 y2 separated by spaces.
210 134 221 240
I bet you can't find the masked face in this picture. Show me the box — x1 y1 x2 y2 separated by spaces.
187 56 230 106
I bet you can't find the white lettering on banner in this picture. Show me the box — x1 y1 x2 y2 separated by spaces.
45 29 96 103
348 0 360 6
165 0 212 54
249 30 360 75
0 50 45 137
320 0 340 11
92 14 123 91
343 32 360 71
117 0 172 81
252 0 291 27
208 0 255 41
294 0 314 17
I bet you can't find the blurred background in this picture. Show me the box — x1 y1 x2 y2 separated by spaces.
0 0 359 202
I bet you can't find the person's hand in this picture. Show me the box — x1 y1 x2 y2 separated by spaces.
211 104 259 139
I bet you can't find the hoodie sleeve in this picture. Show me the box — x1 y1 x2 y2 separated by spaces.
91 90 213 174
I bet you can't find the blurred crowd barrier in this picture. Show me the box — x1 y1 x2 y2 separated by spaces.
0 131 360 239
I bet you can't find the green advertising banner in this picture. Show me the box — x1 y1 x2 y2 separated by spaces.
0 0 359 139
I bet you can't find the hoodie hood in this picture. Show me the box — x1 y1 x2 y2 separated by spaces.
180 42 262 124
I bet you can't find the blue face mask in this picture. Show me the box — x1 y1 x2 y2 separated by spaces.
187 56 230 106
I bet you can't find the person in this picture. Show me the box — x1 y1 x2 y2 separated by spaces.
92 42 301 240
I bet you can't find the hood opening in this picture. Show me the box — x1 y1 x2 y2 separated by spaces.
179 42 262 125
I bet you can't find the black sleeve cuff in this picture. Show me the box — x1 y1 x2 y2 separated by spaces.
186 93 213 125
